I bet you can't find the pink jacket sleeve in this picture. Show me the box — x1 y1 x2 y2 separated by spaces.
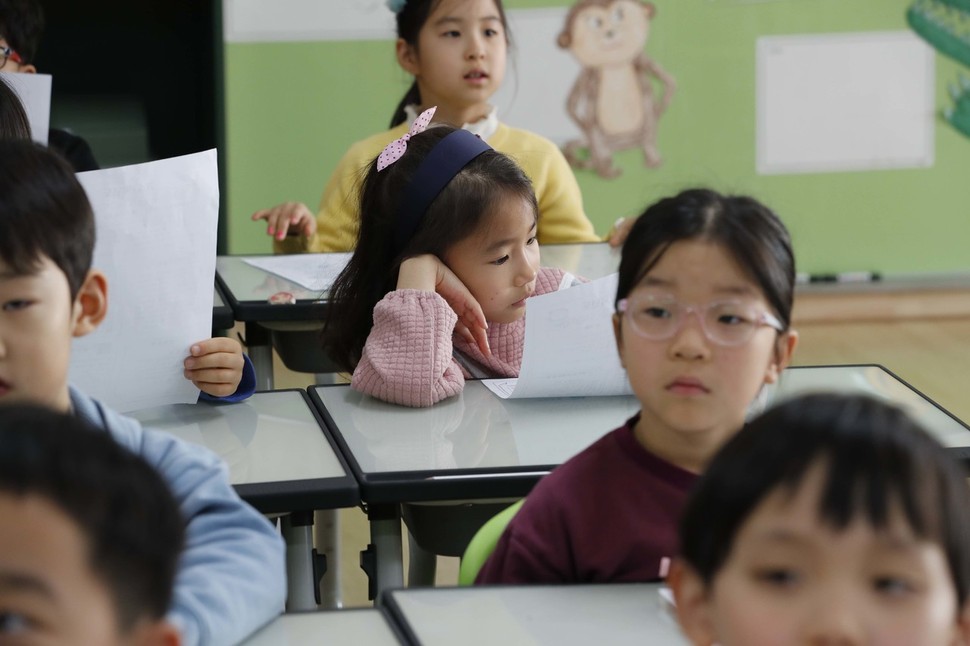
351 289 466 407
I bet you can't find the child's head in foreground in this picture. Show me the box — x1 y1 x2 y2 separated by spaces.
0 404 183 645
0 139 107 411
325 120 538 370
612 188 798 471
672 392 970 645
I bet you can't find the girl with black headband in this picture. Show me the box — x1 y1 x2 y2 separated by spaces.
323 107 577 407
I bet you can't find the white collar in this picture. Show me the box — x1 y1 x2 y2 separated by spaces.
403 104 499 142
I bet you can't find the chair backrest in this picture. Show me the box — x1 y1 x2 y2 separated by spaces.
457 499 524 585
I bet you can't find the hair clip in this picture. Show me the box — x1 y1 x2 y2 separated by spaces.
377 105 436 171
386 0 408 14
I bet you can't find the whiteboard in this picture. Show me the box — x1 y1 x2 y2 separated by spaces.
756 31 935 175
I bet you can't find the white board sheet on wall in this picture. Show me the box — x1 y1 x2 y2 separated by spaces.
224 0 395 42
492 8 582 146
756 31 935 175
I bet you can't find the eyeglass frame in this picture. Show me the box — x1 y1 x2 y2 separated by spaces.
616 293 785 346
0 42 24 69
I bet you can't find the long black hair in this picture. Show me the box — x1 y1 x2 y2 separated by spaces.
322 125 536 370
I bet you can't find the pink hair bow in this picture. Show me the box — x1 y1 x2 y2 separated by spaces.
377 106 437 172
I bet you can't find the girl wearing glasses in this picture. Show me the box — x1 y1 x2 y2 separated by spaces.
476 187 799 584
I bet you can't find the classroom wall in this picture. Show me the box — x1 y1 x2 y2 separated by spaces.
223 0 970 275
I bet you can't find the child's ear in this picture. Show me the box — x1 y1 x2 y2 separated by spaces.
612 313 625 367
765 329 799 385
668 558 718 646
396 37 419 75
71 270 108 338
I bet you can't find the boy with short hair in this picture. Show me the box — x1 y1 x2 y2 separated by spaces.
0 139 286 646
0 404 184 646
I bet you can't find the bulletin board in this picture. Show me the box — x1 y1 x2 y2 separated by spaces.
222 0 970 276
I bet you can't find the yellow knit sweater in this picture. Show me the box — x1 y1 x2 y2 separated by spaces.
275 121 598 254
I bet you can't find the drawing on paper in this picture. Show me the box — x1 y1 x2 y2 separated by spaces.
556 0 676 178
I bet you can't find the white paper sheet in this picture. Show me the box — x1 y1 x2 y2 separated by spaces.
483 273 633 399
0 71 51 145
242 253 352 292
69 150 219 412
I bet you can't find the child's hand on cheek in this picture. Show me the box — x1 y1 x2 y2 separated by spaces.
183 337 246 397
398 255 490 356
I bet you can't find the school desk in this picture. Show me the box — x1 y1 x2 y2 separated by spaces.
309 363 970 598
308 381 641 598
382 583 688 646
215 255 329 389
128 389 359 612
215 243 622 388
766 364 970 464
240 608 405 646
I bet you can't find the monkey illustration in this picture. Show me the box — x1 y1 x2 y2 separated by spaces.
557 0 675 178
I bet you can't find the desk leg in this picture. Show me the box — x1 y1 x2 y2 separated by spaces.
314 509 341 608
245 322 274 390
407 530 437 587
281 512 318 612
363 504 404 601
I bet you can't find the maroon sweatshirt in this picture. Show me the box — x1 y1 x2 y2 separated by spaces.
476 416 698 584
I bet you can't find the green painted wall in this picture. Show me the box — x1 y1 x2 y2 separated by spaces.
224 0 970 275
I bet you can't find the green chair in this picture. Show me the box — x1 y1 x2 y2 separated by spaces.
457 499 524 585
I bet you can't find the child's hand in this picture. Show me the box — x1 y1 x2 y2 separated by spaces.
251 202 317 241
184 337 245 397
608 215 637 248
398 255 490 356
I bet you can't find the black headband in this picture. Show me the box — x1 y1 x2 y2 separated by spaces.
393 129 492 254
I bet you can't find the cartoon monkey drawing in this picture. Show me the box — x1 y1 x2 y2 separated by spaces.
558 0 675 178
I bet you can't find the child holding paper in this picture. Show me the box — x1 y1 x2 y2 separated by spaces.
671 393 970 645
0 79 254 403
0 140 285 645
476 188 799 583
323 108 578 407
251 0 601 251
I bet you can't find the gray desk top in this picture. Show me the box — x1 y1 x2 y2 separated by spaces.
384 583 688 646
216 242 620 309
130 389 358 513
765 364 970 452
216 255 326 304
241 609 404 645
311 381 640 474
310 364 970 503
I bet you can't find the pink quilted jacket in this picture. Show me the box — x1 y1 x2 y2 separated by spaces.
351 266 567 407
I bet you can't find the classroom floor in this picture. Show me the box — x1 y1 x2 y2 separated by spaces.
256 314 970 608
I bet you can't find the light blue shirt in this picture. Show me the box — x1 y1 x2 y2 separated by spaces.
70 386 286 645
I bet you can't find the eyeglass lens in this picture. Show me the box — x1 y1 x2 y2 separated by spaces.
625 297 766 345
